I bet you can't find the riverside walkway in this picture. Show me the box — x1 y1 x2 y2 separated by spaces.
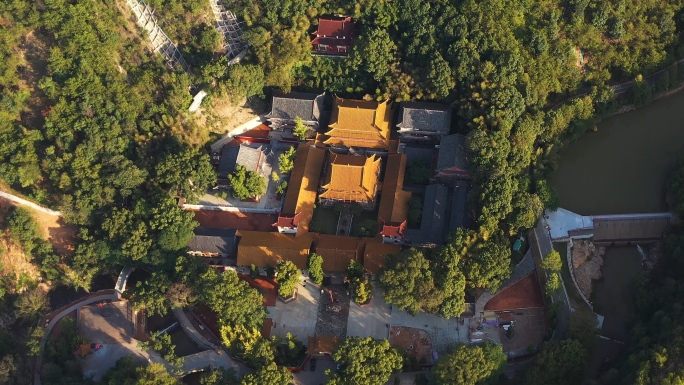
546 208 674 244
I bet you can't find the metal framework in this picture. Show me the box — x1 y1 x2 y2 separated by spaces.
126 0 190 73
209 0 248 63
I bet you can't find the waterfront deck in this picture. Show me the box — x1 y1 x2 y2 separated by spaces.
546 208 674 243
593 215 671 244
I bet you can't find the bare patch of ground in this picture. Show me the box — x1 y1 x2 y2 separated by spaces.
0 201 42 282
390 326 433 365
79 302 149 381
196 97 268 135
571 240 605 299
0 197 76 257
496 308 547 356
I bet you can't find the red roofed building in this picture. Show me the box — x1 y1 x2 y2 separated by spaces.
312 16 355 56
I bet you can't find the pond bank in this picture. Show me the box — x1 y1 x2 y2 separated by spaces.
551 89 684 215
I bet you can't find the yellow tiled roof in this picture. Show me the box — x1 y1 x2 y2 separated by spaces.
320 154 380 203
378 153 411 223
281 143 325 235
237 231 314 269
363 238 401 275
325 96 392 149
315 234 365 272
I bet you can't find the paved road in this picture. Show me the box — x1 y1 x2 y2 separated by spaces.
0 191 61 216
210 113 269 152
173 308 217 350
34 292 119 385
177 349 241 375
115 266 135 299
533 219 571 341
173 308 249 375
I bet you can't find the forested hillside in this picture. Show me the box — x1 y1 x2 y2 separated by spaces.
230 0 684 310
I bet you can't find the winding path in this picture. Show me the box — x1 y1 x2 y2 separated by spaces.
532 218 572 341
0 191 61 216
34 290 119 385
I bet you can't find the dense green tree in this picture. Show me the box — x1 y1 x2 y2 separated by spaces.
165 281 195 309
278 147 297 174
136 363 179 385
432 236 470 318
241 362 292 385
127 272 171 316
293 117 307 141
200 367 240 385
431 343 506 385
380 248 443 315
201 269 266 328
523 339 587 385
541 250 563 272
220 324 274 367
276 260 299 298
229 165 266 200
275 180 288 195
307 253 324 285
139 332 185 374
15 289 49 321
426 53 454 99
351 28 397 81
329 337 403 385
458 235 512 291
408 160 432 185
217 63 266 102
6 207 41 253
545 272 561 295
352 277 373 304
354 219 377 237
156 146 217 203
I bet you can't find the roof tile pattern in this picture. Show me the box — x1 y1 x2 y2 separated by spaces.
314 17 354 38
484 271 545 311
363 239 400 275
324 97 393 149
320 153 381 204
436 134 469 177
188 227 237 255
218 143 266 178
316 234 365 272
237 231 314 269
267 92 324 123
397 102 452 135
279 143 325 235
377 153 411 226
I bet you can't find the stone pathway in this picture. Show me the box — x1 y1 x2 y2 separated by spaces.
0 190 61 216
314 285 350 338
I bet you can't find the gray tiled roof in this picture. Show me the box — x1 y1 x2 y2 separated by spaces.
446 183 468 237
400 144 436 165
218 144 267 178
267 92 325 122
397 102 452 134
436 134 468 171
406 184 448 245
188 227 237 256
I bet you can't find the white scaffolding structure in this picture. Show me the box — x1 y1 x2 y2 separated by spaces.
209 0 248 64
126 0 191 73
